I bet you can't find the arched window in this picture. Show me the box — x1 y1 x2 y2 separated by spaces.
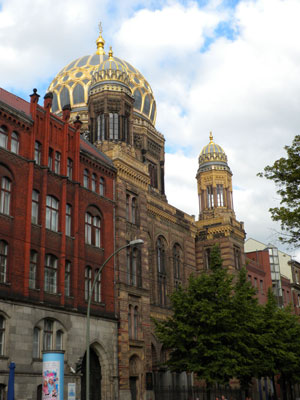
44 254 57 294
46 196 59 231
92 173 97 192
134 306 138 339
65 260 71 297
128 305 132 339
11 131 19 154
99 177 105 196
0 126 8 149
94 268 101 303
157 237 167 306
34 141 41 165
0 177 11 215
65 204 72 236
109 113 119 140
85 209 102 248
0 240 8 283
83 169 89 189
85 266 92 301
43 319 53 350
0 316 5 355
34 318 64 356
157 237 166 274
29 250 38 289
128 305 139 340
31 190 39 224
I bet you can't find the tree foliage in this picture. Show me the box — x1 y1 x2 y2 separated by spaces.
154 245 300 388
258 135 300 245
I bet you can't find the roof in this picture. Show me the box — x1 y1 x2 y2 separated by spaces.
80 136 115 169
0 87 30 116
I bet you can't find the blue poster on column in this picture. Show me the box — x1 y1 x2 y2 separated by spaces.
42 351 65 400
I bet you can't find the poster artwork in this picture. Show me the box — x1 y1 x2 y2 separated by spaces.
42 361 60 400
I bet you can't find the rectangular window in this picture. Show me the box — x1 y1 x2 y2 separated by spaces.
34 141 41 165
65 261 71 297
48 148 53 169
44 254 57 294
0 177 11 215
0 317 4 355
0 241 7 283
29 250 37 289
65 204 72 236
31 190 39 224
67 158 73 179
33 327 40 358
260 279 263 293
54 151 61 174
46 196 59 232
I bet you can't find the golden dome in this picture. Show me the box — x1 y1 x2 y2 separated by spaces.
48 28 156 125
198 132 231 173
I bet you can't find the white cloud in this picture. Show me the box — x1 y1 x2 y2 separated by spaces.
0 0 299 260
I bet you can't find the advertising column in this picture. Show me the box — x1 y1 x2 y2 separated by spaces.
42 351 65 400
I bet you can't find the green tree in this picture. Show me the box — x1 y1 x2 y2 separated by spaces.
231 267 261 389
257 289 300 400
258 135 300 245
154 245 260 385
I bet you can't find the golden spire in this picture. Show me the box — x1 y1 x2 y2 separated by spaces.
108 46 113 59
209 131 214 143
96 21 105 55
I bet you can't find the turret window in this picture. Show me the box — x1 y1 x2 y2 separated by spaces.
206 185 214 208
97 114 105 141
217 184 224 207
109 113 119 140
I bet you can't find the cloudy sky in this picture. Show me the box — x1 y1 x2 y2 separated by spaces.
1 0 299 260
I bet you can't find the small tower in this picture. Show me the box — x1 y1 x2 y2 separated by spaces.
88 47 134 146
195 133 245 272
196 132 234 220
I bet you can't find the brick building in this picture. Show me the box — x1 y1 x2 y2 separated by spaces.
46 27 246 400
0 87 118 400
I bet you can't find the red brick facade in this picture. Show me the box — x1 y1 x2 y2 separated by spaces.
0 87 116 317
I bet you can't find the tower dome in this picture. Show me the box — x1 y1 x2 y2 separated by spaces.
47 26 157 126
198 132 231 173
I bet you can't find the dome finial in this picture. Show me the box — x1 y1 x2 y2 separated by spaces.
108 46 113 59
209 131 214 143
96 21 105 55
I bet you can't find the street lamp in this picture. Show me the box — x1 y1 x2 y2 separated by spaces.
86 239 144 400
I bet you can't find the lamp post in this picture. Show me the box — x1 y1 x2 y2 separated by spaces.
86 239 144 400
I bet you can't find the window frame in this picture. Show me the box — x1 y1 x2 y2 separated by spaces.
0 240 8 284
46 195 59 232
44 254 58 294
31 189 39 224
0 176 11 215
29 250 38 289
